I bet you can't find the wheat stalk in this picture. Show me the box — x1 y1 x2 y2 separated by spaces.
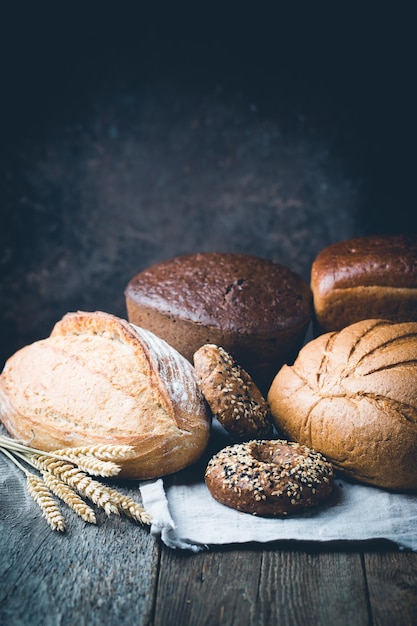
31 456 121 516
41 471 97 524
0 436 152 532
53 444 136 461
0 447 66 532
26 474 66 532
105 487 152 525
32 455 151 522
0 437 134 475
58 455 121 478
52 444 137 476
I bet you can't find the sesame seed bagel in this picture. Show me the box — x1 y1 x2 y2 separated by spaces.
194 344 273 440
205 440 334 517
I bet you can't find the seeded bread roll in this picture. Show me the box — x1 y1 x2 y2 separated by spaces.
194 344 273 439
205 440 334 516
311 234 417 334
268 319 417 491
0 311 211 479
125 253 312 393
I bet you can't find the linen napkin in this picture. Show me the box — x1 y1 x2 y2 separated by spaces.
139 421 417 552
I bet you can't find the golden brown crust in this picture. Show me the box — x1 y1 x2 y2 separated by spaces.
268 319 417 491
204 439 334 516
193 344 273 439
311 234 417 333
0 311 211 479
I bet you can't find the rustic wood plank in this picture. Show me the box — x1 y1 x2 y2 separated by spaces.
154 545 263 625
4 442 417 626
365 551 417 626
258 547 369 626
0 456 159 626
154 544 369 626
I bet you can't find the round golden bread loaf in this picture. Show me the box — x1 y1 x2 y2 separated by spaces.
268 319 417 491
0 311 211 479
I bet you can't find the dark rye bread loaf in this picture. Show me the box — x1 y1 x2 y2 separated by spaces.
311 234 417 334
268 319 417 491
125 253 313 392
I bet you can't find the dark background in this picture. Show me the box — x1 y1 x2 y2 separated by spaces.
0 3 416 367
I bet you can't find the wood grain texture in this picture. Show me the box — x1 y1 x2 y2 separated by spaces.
154 546 264 626
3 453 417 626
257 548 369 625
0 455 158 626
154 545 370 626
365 552 417 626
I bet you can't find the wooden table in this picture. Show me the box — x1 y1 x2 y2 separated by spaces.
1 455 417 626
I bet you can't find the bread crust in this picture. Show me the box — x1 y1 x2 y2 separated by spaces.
125 253 312 392
205 439 334 516
268 319 417 490
0 311 211 479
193 344 273 439
311 234 417 333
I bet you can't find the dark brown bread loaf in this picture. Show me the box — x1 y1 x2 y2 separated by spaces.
268 319 417 491
0 311 211 479
311 234 417 334
125 253 312 393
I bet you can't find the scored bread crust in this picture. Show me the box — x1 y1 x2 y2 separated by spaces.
0 311 211 479
268 319 417 491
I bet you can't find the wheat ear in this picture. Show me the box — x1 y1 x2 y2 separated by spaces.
57 455 121 477
0 437 134 470
26 474 66 532
53 444 136 461
52 444 137 476
32 456 119 515
33 456 151 523
1 438 152 530
1 447 66 532
41 471 97 524
106 487 152 525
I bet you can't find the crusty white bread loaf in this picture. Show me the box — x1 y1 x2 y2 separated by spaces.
268 319 417 491
0 311 211 479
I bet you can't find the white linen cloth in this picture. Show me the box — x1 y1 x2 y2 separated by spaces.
139 421 417 552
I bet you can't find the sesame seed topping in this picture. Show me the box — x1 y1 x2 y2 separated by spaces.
205 439 334 517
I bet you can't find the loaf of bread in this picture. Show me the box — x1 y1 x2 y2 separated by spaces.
268 319 417 491
0 311 211 479
311 234 417 334
125 253 312 393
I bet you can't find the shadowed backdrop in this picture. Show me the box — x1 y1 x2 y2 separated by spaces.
0 4 415 367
